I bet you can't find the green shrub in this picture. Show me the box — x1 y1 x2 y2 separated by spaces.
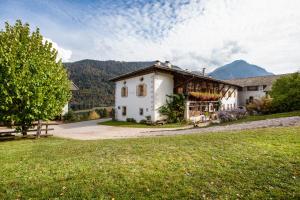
88 111 100 120
96 108 109 118
102 108 108 117
126 118 136 123
246 97 273 115
111 108 115 120
139 119 147 124
63 111 79 122
159 94 185 123
270 72 300 112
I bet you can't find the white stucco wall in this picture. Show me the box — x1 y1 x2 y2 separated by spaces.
115 73 155 122
238 85 266 106
115 72 174 122
221 86 239 110
114 72 240 121
153 72 174 121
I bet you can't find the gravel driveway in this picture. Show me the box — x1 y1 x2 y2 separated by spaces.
52 116 300 140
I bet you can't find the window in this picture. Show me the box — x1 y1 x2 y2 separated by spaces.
122 106 127 116
137 84 147 96
121 86 128 97
139 108 144 116
247 86 259 91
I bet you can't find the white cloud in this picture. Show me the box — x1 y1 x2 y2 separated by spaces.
43 38 72 62
80 0 300 74
13 0 299 74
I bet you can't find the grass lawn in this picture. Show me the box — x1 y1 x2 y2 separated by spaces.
219 110 300 126
98 120 189 128
0 127 299 199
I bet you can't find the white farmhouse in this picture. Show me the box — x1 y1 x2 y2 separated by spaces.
225 74 288 106
110 61 240 123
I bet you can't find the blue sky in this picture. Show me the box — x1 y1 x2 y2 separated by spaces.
1 0 300 74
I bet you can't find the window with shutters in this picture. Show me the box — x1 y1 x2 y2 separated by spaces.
121 86 128 97
137 84 147 97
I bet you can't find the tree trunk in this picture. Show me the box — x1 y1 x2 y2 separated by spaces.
21 125 28 136
36 119 42 138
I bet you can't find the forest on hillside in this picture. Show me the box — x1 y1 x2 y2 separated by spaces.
64 60 154 110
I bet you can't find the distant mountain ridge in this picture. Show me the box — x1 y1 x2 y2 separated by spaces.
64 59 274 109
209 60 274 80
64 59 155 109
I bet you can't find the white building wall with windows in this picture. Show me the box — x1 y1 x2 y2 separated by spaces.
115 73 155 122
238 85 266 106
115 72 175 122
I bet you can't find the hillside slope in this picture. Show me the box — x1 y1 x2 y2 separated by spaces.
64 60 154 109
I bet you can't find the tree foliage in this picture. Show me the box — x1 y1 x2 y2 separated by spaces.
159 94 185 123
270 72 300 112
0 20 71 134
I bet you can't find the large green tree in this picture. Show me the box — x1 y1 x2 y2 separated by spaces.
270 72 300 112
0 20 71 135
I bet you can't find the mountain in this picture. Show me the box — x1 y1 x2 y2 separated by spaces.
64 59 154 110
209 60 274 80
65 59 273 110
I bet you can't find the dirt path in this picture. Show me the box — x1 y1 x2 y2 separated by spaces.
52 119 190 140
52 116 300 140
144 116 300 137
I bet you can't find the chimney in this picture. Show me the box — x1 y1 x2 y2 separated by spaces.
155 60 161 66
202 68 206 76
165 61 172 68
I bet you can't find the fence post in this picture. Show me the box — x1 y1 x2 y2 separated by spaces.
36 119 42 138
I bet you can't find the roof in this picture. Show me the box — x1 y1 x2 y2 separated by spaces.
110 62 241 87
70 82 79 91
224 74 289 91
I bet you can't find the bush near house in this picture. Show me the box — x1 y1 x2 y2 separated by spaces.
126 118 137 123
218 108 247 123
88 111 100 120
159 94 185 123
96 108 108 118
246 97 273 115
63 110 79 122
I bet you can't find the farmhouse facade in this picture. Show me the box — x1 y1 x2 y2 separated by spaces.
111 61 240 122
111 61 288 123
225 74 288 106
